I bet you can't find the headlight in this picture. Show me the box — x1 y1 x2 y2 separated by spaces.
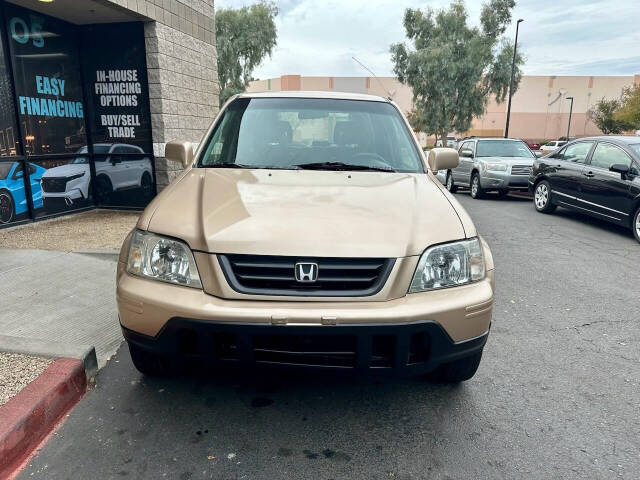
126 230 202 288
67 172 86 181
484 163 507 171
409 238 485 293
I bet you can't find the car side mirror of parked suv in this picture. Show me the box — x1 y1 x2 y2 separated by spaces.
460 148 474 158
165 141 194 169
534 151 542 158
428 147 459 172
609 163 630 176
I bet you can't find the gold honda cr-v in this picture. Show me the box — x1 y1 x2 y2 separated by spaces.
116 91 494 382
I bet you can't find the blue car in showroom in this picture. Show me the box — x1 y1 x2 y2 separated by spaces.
0 161 46 224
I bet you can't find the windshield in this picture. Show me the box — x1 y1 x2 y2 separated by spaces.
199 97 423 173
0 162 13 180
476 140 534 158
72 145 111 164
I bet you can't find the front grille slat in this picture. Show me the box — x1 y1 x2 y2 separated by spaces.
511 165 532 175
218 254 395 297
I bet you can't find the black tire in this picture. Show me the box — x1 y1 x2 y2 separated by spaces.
497 189 509 198
141 172 153 199
430 351 483 383
0 190 15 224
470 172 485 199
95 175 112 205
533 180 557 213
128 342 170 376
632 206 640 244
445 171 458 193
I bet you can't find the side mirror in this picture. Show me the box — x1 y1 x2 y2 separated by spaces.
13 170 23 179
609 164 630 175
428 147 459 172
534 151 542 158
165 140 194 169
460 148 474 158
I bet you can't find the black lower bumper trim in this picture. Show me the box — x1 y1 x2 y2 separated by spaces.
121 319 489 377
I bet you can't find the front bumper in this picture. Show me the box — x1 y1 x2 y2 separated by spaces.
122 319 489 376
480 172 530 190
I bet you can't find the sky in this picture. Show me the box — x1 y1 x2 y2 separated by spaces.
216 0 640 79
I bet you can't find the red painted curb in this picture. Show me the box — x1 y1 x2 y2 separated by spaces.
0 357 87 479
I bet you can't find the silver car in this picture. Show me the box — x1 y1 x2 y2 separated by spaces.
442 138 536 199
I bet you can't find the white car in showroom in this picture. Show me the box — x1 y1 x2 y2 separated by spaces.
41 143 153 208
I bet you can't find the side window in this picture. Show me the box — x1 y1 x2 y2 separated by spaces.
11 163 23 180
590 143 632 170
558 142 593 164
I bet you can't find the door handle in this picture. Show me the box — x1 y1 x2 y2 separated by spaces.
583 171 595 178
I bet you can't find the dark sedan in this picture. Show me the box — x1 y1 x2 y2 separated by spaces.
528 136 640 243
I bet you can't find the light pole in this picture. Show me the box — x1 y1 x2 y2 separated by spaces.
504 18 523 138
566 96 574 140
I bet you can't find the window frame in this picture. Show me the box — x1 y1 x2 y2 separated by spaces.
552 141 595 164
587 141 635 172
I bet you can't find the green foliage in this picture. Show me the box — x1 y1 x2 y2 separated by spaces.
615 85 640 129
216 2 278 106
587 98 633 134
390 0 523 140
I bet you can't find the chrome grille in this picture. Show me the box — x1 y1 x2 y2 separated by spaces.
218 254 395 297
511 165 533 176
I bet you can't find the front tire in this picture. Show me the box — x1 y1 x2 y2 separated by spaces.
445 171 458 193
95 176 112 205
470 172 485 199
128 343 170 376
534 180 556 213
430 351 483 383
0 190 14 224
632 207 640 244
141 172 153 199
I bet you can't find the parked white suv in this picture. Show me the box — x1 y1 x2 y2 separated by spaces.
41 143 153 207
539 140 567 153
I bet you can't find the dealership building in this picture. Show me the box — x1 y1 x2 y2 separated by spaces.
0 0 219 228
248 74 640 145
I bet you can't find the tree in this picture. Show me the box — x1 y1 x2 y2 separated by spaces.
587 98 633 134
390 0 524 143
216 2 278 106
615 85 640 129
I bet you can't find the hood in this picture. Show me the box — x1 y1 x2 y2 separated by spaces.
144 169 467 258
41 163 89 178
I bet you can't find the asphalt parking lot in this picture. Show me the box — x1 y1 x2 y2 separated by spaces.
20 193 640 480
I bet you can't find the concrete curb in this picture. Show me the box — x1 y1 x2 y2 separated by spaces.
0 335 98 380
0 358 87 479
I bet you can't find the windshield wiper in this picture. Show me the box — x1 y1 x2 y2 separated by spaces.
209 163 299 170
209 162 255 169
293 161 396 173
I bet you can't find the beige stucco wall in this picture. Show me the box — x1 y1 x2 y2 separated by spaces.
248 74 638 142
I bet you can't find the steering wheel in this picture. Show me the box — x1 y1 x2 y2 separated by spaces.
349 152 394 169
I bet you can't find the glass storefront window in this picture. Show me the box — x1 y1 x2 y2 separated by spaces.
81 23 153 155
0 4 156 226
5 3 86 155
0 7 18 157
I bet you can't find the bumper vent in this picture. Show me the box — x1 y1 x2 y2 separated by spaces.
218 254 395 297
